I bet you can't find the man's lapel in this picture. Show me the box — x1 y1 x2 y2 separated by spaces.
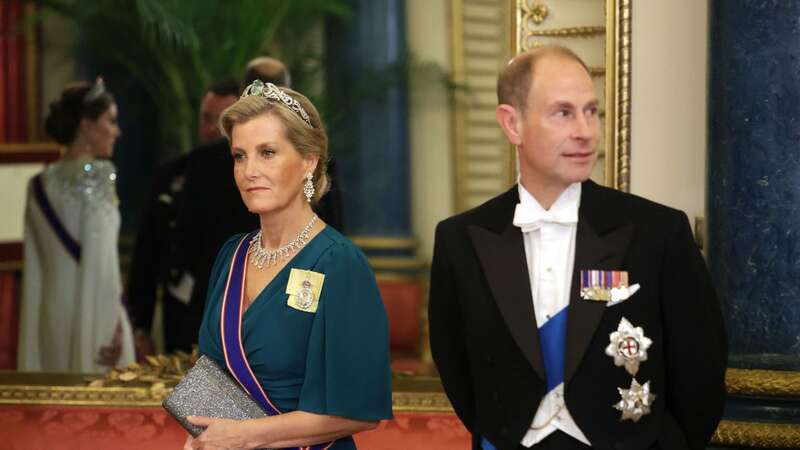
467 188 546 381
564 181 635 384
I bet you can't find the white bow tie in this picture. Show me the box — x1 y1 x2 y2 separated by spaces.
513 203 578 232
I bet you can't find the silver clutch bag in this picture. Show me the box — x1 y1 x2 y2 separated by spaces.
162 355 268 438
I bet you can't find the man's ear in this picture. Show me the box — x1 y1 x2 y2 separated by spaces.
496 104 523 146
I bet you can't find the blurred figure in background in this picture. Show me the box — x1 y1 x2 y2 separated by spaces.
198 79 242 144
127 79 239 357
241 56 292 89
18 78 135 372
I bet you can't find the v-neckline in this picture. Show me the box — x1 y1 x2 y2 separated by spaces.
241 226 328 319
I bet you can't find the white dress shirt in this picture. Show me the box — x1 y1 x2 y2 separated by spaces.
514 182 590 447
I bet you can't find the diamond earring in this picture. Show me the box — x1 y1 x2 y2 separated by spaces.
303 172 315 202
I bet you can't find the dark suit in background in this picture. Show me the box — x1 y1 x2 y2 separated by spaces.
127 80 240 353
127 154 193 353
429 181 727 450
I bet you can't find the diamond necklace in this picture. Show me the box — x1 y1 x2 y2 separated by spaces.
248 214 318 269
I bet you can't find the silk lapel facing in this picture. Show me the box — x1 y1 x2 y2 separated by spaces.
563 182 634 385
467 187 546 381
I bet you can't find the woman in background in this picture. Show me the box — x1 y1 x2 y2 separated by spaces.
17 78 135 373
186 80 392 449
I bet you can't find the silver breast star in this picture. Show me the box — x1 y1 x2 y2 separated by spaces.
605 317 652 376
613 378 656 422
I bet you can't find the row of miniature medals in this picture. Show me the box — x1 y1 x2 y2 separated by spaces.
581 269 655 423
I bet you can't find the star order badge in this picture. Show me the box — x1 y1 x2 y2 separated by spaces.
613 378 656 422
605 317 652 376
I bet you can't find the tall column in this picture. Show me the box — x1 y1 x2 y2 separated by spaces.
327 0 428 374
326 0 411 241
707 0 800 371
707 2 800 444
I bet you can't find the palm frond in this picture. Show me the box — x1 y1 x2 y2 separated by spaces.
36 0 353 152
134 0 200 50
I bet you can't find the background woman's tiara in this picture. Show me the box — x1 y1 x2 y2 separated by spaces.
83 77 106 104
240 80 312 127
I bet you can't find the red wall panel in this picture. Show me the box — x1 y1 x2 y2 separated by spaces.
0 405 470 449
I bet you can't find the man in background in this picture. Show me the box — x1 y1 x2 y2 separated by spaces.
128 79 238 356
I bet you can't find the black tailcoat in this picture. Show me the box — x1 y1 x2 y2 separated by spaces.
428 181 727 450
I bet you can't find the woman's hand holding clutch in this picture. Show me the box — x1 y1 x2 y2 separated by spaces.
185 416 252 450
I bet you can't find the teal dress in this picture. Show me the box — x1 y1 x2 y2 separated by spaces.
199 226 393 449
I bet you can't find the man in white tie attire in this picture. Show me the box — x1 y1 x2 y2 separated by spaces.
428 45 727 450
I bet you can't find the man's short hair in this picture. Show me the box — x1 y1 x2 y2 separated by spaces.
497 45 590 113
207 79 240 98
241 57 291 90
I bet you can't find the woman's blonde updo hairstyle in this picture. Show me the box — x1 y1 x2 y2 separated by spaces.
219 86 329 204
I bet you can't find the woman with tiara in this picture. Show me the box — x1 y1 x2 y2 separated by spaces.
17 78 135 373
185 80 392 449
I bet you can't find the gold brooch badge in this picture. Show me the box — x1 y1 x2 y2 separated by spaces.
286 268 325 313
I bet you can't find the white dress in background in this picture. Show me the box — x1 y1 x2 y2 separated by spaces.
17 157 135 373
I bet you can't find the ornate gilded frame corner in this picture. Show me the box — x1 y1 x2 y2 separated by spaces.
511 0 632 192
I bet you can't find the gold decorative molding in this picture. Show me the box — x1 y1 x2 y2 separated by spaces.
712 420 800 448
521 1 549 25
588 66 606 78
0 373 456 412
450 0 468 213
726 368 800 397
606 0 632 192
392 391 453 413
524 26 606 38
376 272 424 282
391 377 453 413
368 256 428 271
0 384 457 413
0 384 161 407
350 236 418 251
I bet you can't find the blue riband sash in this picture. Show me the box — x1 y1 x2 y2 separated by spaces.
32 174 81 262
220 232 334 450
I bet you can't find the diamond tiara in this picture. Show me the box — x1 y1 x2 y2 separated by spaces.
240 80 312 127
83 77 106 104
